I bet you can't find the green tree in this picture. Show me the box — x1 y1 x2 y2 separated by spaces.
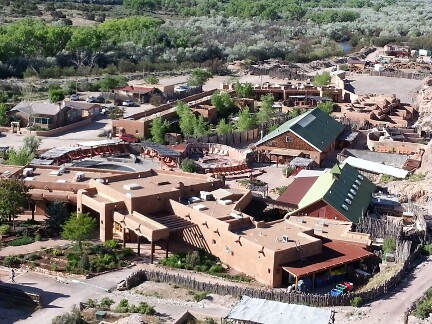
23 135 42 154
144 75 159 84
216 119 233 135
98 76 127 92
193 115 208 137
289 107 302 118
312 72 331 86
317 101 334 114
257 94 274 125
123 0 159 12
61 212 97 250
0 103 10 126
187 69 212 87
234 82 253 98
48 89 65 103
177 102 196 136
109 106 125 120
150 117 169 144
66 27 103 67
45 201 70 234
236 108 257 131
211 91 235 119
181 158 197 173
0 179 30 223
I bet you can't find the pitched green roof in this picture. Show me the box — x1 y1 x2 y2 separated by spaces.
255 108 344 152
289 163 376 223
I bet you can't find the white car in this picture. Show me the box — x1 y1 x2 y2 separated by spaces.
70 94 80 101
122 100 134 107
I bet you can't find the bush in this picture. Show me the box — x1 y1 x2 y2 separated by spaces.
104 239 119 249
52 305 87 324
3 255 22 267
25 253 41 261
422 244 432 256
51 249 64 257
50 264 59 271
99 297 115 308
34 233 42 242
193 291 208 302
350 296 362 307
181 158 197 173
0 224 10 235
8 236 34 246
79 254 90 271
383 237 396 254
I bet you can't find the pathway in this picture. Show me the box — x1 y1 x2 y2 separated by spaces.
0 239 70 257
334 257 432 324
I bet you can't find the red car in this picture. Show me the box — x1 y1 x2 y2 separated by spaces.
119 134 139 143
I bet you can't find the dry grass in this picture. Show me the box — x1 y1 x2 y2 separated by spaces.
357 263 403 292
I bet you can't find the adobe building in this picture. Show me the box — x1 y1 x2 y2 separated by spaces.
254 108 345 166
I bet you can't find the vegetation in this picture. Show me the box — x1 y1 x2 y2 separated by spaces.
0 179 30 223
187 69 212 87
236 108 257 131
317 101 334 114
234 82 253 98
8 235 35 246
274 186 288 195
52 305 87 324
408 173 425 182
5 135 42 165
144 75 159 84
216 119 234 135
114 299 156 314
211 91 236 119
45 201 70 235
414 288 432 320
0 103 9 126
380 174 395 183
150 117 169 144
109 106 125 120
257 94 275 125
350 296 362 307
181 158 197 173
383 237 396 254
193 291 208 302
61 212 97 250
312 72 331 86
0 224 10 235
177 101 209 137
160 250 224 273
48 89 65 103
98 75 127 92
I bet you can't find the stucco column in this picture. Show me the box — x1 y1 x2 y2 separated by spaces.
99 205 114 242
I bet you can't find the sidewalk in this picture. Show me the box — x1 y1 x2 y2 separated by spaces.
0 239 70 257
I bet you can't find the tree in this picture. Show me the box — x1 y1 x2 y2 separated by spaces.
109 106 125 120
23 135 42 154
98 76 127 92
312 72 331 86
288 108 302 118
66 27 103 68
211 91 235 119
177 102 196 136
181 159 197 173
61 212 97 250
123 0 159 12
150 117 169 144
257 94 274 125
0 103 10 126
48 89 65 103
193 115 208 137
317 101 334 114
0 179 30 223
236 108 257 131
187 69 212 87
45 201 70 234
216 119 233 135
144 75 159 84
234 82 253 98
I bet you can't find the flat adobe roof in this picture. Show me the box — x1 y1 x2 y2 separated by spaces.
282 241 374 278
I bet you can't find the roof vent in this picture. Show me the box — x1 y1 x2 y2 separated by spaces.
341 204 349 210
347 193 354 200
123 183 142 190
352 184 359 190
282 235 289 242
350 189 357 195
345 198 352 205
358 174 364 180
355 179 361 185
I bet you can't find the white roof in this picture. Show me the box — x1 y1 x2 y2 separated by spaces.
343 156 409 179
226 296 332 324
77 139 121 147
295 169 326 178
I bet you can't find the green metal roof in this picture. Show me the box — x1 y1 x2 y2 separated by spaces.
289 163 376 223
255 108 344 152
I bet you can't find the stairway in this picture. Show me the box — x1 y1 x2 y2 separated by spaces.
295 241 307 263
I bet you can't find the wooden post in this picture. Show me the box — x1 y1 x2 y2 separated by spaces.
151 241 155 264
295 276 299 291
137 235 141 256
122 227 126 248
166 240 169 258
312 273 315 289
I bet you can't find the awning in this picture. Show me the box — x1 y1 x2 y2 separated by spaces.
269 148 305 157
282 241 374 278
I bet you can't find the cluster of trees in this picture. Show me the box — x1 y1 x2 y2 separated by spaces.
5 136 42 166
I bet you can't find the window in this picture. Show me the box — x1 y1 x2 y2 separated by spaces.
285 136 292 142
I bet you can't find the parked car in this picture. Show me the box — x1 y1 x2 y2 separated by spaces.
119 134 139 143
95 96 106 103
122 99 134 107
86 96 97 103
70 94 80 101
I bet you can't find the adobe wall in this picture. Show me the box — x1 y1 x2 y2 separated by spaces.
112 119 146 138
367 133 426 154
32 118 92 137
169 200 279 287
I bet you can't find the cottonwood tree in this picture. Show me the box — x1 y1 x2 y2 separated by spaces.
150 117 169 144
234 82 253 98
236 108 257 131
187 69 212 87
0 179 30 223
216 119 233 135
317 101 334 114
312 72 331 86
257 94 274 125
211 91 235 119
61 212 97 250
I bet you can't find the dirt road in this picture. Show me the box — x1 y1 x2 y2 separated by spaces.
334 257 432 324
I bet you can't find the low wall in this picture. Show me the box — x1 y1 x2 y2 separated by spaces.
31 118 92 137
367 135 425 154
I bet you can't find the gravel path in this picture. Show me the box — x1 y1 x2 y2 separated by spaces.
334 257 432 324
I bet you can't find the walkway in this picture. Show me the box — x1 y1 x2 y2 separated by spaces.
334 257 432 323
0 239 70 257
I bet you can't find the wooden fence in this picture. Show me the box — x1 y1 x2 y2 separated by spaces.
0 285 41 306
356 215 403 240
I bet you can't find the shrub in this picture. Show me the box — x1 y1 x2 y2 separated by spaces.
383 237 396 254
25 253 41 261
3 255 22 267
204 318 218 324
51 249 64 257
8 236 34 246
422 244 432 256
50 264 59 271
0 224 10 235
193 291 208 302
79 254 90 271
104 239 118 249
99 297 115 308
52 305 86 324
181 158 197 173
350 296 362 307
34 234 41 242
117 247 135 259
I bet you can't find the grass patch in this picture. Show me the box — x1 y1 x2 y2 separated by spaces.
7 236 34 246
380 174 395 183
408 173 425 182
